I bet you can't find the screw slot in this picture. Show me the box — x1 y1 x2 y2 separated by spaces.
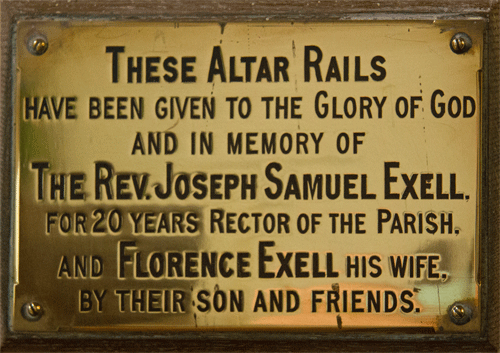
21 302 43 321
448 303 472 325
450 33 472 54
27 34 48 56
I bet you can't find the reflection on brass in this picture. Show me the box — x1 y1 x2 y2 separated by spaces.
11 20 483 333
26 34 48 56
449 303 473 325
21 302 43 322
450 33 472 54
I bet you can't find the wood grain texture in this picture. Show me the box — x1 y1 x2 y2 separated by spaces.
0 0 498 352
0 337 498 352
487 3 500 352
0 2 14 353
0 0 495 19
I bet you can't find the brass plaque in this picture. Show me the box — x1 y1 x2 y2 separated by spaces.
12 20 483 332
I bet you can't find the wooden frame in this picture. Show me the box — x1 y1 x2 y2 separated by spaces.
0 0 498 351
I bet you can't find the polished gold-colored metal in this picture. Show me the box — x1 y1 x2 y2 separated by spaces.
450 33 472 54
452 38 466 51
451 305 466 319
27 35 48 56
21 302 43 321
448 302 473 325
12 20 483 332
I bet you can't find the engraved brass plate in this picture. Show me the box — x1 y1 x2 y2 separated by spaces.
12 20 483 332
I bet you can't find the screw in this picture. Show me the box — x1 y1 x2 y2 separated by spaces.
451 304 465 319
21 302 43 321
448 303 472 325
27 35 48 56
450 33 472 54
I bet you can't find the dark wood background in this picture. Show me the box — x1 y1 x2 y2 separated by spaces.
0 1 498 351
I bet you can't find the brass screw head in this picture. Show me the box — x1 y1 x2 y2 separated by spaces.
450 33 472 54
448 303 472 325
451 304 466 318
27 35 48 56
21 302 43 321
